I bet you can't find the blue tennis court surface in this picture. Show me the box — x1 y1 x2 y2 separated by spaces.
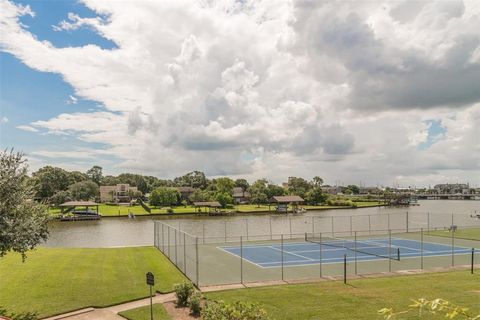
219 238 472 268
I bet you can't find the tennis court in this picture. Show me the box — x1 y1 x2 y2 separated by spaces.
220 237 474 268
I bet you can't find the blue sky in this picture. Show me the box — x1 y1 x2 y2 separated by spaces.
1 0 479 186
0 0 115 159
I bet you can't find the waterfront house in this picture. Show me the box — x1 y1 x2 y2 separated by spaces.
99 184 138 203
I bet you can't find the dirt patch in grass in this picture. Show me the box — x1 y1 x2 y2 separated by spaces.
163 302 197 320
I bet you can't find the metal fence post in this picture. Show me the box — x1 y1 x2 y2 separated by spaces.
331 216 334 237
354 231 357 275
427 212 430 233
281 234 284 281
451 213 454 227
406 211 409 233
319 232 322 278
472 248 475 274
240 236 243 284
167 226 171 257
451 228 455 267
368 215 371 235
349 216 353 236
312 216 315 234
161 223 165 252
420 228 424 269
289 217 292 239
183 232 187 273
175 229 178 265
343 254 347 284
154 222 157 247
195 237 199 287
269 216 273 240
388 230 392 272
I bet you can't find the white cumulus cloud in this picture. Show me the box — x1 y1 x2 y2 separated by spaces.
1 0 479 185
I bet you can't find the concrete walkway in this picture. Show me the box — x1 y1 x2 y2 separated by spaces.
43 293 176 320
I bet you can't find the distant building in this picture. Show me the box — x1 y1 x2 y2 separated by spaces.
433 183 472 194
321 186 342 195
100 184 138 203
233 187 250 204
177 187 195 202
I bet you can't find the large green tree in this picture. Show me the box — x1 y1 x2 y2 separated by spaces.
215 177 235 194
86 166 103 185
67 171 88 185
305 188 327 205
287 176 311 198
249 179 269 207
234 179 249 190
174 171 208 189
32 166 71 199
68 180 99 201
149 187 180 207
215 192 233 208
0 150 49 259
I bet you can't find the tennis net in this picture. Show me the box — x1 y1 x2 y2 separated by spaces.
305 233 400 261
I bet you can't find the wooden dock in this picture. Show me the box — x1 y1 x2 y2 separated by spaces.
60 214 101 221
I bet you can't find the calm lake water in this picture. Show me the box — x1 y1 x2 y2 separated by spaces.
44 200 480 248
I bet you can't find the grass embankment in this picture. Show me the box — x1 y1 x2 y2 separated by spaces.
204 271 480 320
427 227 480 241
0 247 186 318
119 304 172 320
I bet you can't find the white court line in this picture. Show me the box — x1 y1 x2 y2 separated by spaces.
216 245 266 269
268 246 315 261
256 251 475 269
391 237 476 251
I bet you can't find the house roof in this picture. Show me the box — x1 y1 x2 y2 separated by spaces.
193 201 221 207
59 201 99 207
272 195 304 203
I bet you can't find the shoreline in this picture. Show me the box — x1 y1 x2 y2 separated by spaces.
64 203 388 220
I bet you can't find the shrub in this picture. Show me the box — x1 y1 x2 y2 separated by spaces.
326 199 357 207
189 292 202 316
203 300 269 320
0 306 38 320
166 207 174 214
174 282 194 307
226 204 235 209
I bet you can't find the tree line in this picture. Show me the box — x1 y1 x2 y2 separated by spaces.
26 165 335 207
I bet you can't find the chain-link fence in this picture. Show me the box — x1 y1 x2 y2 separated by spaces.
154 212 480 287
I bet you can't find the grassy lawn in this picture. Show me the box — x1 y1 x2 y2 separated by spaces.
0 247 187 318
49 202 384 217
49 204 150 216
427 227 480 241
205 271 480 320
119 303 172 320
355 201 384 207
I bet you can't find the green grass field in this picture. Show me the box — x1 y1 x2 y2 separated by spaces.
204 271 480 320
0 247 186 318
427 227 480 241
119 303 172 320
